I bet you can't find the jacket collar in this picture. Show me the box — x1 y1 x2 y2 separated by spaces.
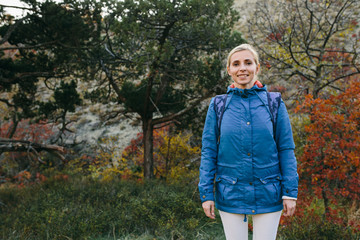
227 80 267 96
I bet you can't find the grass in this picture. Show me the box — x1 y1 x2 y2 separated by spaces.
0 176 225 240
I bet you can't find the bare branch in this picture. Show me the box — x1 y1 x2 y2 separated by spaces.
321 0 352 49
152 82 224 126
0 15 31 45
318 71 360 92
100 60 129 105
152 95 209 126
0 4 34 10
0 41 58 50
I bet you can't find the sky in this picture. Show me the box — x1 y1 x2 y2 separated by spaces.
0 0 63 18
0 0 29 17
0 0 105 18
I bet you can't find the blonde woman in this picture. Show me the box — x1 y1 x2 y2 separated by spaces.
199 44 298 240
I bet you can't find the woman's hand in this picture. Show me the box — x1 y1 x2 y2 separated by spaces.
283 199 296 216
202 200 216 219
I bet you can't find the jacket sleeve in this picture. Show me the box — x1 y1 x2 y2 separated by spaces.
198 98 218 202
275 99 299 199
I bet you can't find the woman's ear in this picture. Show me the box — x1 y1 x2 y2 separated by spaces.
256 63 260 75
227 66 231 76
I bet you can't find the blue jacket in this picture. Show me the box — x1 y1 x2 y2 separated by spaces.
198 85 298 215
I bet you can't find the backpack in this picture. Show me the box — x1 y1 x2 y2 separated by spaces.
213 92 281 143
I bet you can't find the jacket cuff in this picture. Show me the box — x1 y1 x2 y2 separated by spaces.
282 188 298 198
281 176 298 198
199 192 214 202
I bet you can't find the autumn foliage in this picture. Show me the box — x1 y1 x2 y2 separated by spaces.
65 125 200 183
0 119 54 142
119 125 200 182
0 120 57 183
294 78 360 231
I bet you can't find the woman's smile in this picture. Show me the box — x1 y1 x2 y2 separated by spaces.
227 50 260 89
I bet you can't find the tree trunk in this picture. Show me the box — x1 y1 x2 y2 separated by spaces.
143 118 154 179
165 126 172 180
322 188 330 218
7 114 19 139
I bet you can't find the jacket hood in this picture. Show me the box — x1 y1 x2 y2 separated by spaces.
227 80 267 96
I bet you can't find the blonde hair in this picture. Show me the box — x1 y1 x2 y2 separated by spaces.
226 44 260 69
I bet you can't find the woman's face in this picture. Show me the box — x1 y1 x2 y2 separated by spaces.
227 50 260 89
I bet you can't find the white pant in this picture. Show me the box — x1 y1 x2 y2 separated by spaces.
219 210 282 240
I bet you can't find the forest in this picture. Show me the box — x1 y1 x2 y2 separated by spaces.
0 0 359 239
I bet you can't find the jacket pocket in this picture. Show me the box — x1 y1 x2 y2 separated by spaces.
255 175 282 205
215 175 244 207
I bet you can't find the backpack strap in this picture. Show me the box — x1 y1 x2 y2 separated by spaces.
266 92 282 138
213 94 228 143
214 91 281 143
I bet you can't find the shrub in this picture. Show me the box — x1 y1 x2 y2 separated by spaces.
69 126 201 184
295 79 360 212
278 214 358 240
278 197 360 240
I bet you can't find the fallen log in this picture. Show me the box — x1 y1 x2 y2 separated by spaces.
0 138 65 161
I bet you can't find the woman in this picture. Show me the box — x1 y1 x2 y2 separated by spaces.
198 44 298 240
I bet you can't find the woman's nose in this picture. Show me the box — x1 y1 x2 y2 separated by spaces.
239 64 246 71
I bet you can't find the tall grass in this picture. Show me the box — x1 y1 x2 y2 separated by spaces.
0 177 224 239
